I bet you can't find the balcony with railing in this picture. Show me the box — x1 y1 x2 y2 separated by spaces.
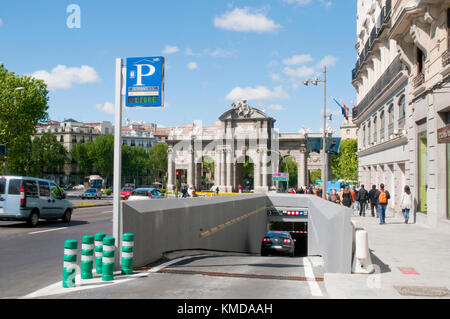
352 0 392 81
413 72 425 89
442 48 450 68
354 57 404 120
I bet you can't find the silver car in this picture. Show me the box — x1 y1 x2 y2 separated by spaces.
81 188 102 200
128 188 165 201
0 176 73 227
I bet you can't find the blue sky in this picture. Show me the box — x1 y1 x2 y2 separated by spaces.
0 0 357 134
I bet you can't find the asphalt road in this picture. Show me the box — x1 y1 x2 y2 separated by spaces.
0 204 327 299
0 205 113 299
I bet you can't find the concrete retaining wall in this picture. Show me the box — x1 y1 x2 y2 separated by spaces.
266 194 353 273
122 195 269 268
122 193 353 273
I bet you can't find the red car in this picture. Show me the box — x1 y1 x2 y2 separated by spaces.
120 187 134 200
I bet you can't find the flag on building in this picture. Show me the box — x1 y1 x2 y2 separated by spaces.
332 97 348 120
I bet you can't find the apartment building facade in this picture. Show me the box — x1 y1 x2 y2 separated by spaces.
353 0 450 231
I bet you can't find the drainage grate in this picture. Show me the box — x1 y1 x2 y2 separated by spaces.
394 286 449 297
157 268 324 282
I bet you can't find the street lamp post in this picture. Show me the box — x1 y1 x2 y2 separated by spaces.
304 66 328 196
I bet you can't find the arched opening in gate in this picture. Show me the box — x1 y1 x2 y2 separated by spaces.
278 156 298 192
235 155 254 192
200 155 215 191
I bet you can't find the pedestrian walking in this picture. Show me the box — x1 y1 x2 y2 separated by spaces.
356 185 369 216
215 186 219 196
342 186 353 208
376 183 391 224
400 185 412 224
329 188 339 204
182 186 188 198
338 188 344 204
298 187 304 194
238 184 242 194
368 185 378 217
352 186 359 211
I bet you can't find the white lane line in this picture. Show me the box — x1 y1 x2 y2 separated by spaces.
101 211 112 214
147 254 209 273
303 257 323 297
29 227 68 235
21 254 208 299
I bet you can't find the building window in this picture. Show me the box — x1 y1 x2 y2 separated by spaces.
388 104 394 136
380 111 385 140
130 140 135 147
398 95 406 130
417 48 424 74
60 135 64 143
373 116 377 142
367 121 371 144
105 128 109 135
363 125 366 147
418 131 428 213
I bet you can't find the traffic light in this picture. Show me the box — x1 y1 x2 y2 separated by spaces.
0 144 6 156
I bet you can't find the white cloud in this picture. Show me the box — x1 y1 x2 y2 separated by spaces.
226 85 289 101
31 65 100 91
162 45 179 55
185 48 198 56
268 104 285 111
205 48 234 58
187 62 198 70
283 65 316 79
284 0 332 7
271 73 282 82
96 102 115 115
214 7 280 33
316 55 338 68
284 0 313 6
282 54 314 66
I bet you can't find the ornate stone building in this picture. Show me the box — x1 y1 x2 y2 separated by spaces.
166 101 332 193
352 0 450 230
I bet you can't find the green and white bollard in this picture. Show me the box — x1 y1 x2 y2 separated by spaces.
81 235 94 279
94 233 106 274
121 233 134 275
62 239 78 288
102 236 115 281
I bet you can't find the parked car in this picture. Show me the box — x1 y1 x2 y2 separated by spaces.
120 187 134 200
81 188 102 200
261 231 295 257
128 188 165 201
0 176 73 227
73 184 85 190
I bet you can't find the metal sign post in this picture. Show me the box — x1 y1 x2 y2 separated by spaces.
113 58 123 268
113 56 165 269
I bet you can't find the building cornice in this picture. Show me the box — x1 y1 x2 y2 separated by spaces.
357 135 408 157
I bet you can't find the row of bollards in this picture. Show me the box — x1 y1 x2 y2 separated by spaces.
62 233 134 288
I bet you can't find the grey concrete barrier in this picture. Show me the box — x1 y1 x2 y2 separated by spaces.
122 195 270 268
122 193 354 273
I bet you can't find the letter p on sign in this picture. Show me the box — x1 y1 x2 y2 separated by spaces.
136 64 156 86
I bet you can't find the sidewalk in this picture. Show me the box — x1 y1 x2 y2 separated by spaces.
324 215 450 298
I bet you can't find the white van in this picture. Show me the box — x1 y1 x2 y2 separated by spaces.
0 176 73 227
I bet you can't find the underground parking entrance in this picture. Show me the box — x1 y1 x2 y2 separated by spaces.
266 207 309 257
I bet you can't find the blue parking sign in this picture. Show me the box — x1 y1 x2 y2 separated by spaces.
125 56 164 107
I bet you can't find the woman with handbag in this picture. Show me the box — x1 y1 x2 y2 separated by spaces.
400 185 412 224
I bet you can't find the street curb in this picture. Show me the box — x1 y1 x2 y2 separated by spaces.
72 202 113 209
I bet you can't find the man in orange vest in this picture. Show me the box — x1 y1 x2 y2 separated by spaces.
376 183 391 225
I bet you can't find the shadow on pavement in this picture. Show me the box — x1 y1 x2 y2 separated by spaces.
0 220 89 229
369 249 391 273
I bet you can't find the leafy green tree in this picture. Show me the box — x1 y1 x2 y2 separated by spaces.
30 133 67 177
71 141 95 177
281 156 298 188
310 170 322 185
202 157 214 182
243 156 254 179
91 134 114 184
148 143 168 183
331 139 358 181
0 64 49 175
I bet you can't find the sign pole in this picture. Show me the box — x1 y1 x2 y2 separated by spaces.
113 58 123 268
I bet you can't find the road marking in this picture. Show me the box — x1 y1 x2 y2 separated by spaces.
303 257 324 297
21 255 207 299
101 211 112 214
29 227 68 235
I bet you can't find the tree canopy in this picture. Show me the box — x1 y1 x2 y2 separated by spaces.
331 139 358 182
0 64 49 175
